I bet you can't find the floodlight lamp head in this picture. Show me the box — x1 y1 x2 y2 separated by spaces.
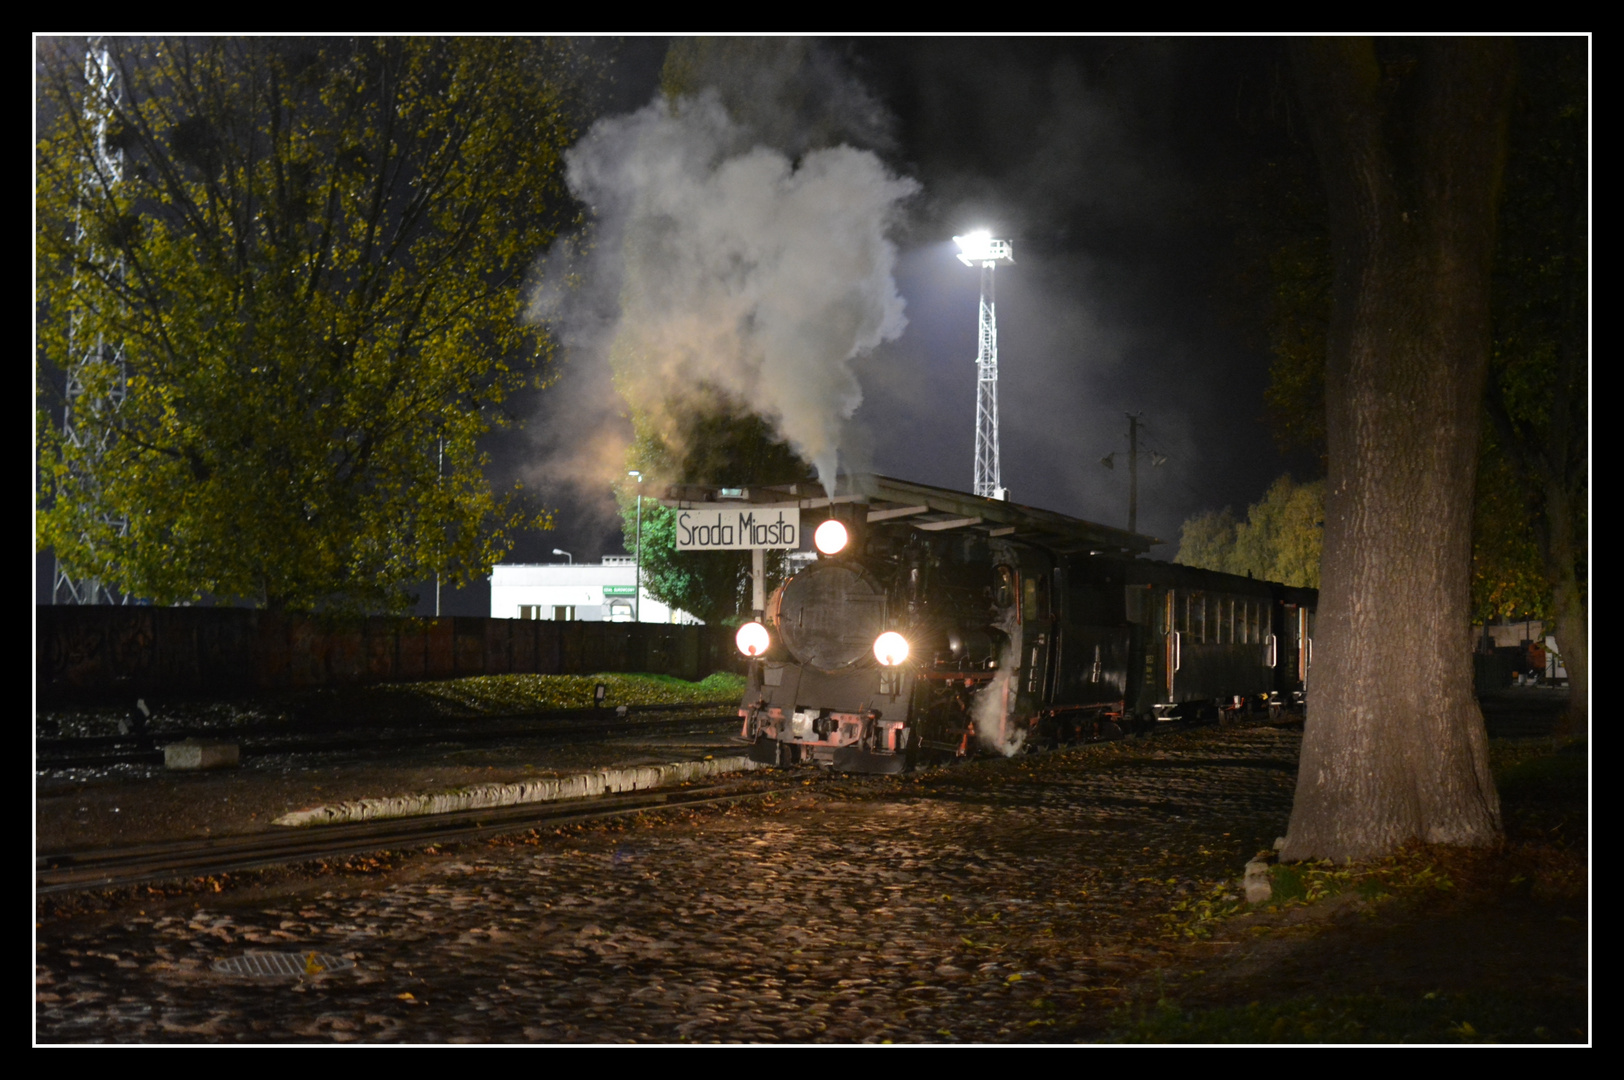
954 231 1013 267
955 230 992 259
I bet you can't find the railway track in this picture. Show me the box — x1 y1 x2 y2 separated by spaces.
35 781 777 895
36 702 742 770
34 713 1302 896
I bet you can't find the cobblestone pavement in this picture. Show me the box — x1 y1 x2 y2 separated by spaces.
36 724 1302 1043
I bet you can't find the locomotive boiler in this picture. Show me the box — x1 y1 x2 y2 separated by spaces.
671 476 1316 774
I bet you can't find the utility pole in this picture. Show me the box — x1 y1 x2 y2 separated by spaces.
1128 412 1139 535
53 38 130 606
955 231 1015 500
1101 412 1163 534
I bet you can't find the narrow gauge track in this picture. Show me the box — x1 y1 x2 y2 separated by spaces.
36 715 1301 894
37 702 741 770
36 781 777 895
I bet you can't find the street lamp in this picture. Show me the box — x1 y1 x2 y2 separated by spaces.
551 548 573 565
627 471 643 623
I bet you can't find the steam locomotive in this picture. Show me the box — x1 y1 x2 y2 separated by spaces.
672 475 1316 775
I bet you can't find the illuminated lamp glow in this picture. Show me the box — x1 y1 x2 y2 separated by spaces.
954 230 993 261
736 621 770 658
814 518 849 555
873 631 910 667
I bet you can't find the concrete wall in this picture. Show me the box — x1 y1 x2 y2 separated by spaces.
35 606 743 707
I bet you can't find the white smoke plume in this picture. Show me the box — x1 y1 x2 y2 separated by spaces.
970 654 1027 757
529 90 919 494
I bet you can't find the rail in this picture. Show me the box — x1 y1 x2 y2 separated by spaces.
36 782 779 895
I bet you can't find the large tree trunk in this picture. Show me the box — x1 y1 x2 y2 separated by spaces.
1283 40 1516 862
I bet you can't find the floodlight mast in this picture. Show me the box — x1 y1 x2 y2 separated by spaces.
955 232 1014 500
54 38 130 606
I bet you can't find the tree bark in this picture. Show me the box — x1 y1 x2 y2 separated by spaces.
1283 39 1516 862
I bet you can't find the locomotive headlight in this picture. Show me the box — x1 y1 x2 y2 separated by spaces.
873 631 910 667
735 621 770 658
814 518 849 556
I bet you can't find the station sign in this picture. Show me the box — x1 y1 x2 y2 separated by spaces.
673 503 800 550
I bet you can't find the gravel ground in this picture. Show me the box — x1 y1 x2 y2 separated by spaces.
36 724 1303 1043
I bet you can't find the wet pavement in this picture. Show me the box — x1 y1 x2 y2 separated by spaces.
36 724 1305 1043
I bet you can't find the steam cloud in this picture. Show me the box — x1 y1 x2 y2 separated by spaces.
970 654 1026 757
529 91 919 495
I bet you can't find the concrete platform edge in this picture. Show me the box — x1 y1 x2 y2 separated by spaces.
271 756 762 827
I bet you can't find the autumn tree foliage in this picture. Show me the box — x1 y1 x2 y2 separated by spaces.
1477 38 1588 733
37 38 578 611
1176 474 1324 589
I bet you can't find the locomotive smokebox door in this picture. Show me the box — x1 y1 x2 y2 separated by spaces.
774 561 888 672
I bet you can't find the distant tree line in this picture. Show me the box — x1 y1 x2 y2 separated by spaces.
1175 475 1323 589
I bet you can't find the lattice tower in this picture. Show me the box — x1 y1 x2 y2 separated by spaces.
973 263 1001 498
53 38 130 605
960 237 1014 499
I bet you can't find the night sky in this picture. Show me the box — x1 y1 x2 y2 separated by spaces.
453 38 1319 615
35 37 1324 615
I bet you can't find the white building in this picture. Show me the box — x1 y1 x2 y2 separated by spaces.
489 556 701 624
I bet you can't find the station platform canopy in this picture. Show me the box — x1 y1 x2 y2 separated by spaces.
659 474 1161 557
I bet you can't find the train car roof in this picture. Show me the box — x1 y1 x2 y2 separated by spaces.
1115 556 1282 596
660 474 1161 557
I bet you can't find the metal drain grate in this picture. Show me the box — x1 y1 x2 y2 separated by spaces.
212 951 355 977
